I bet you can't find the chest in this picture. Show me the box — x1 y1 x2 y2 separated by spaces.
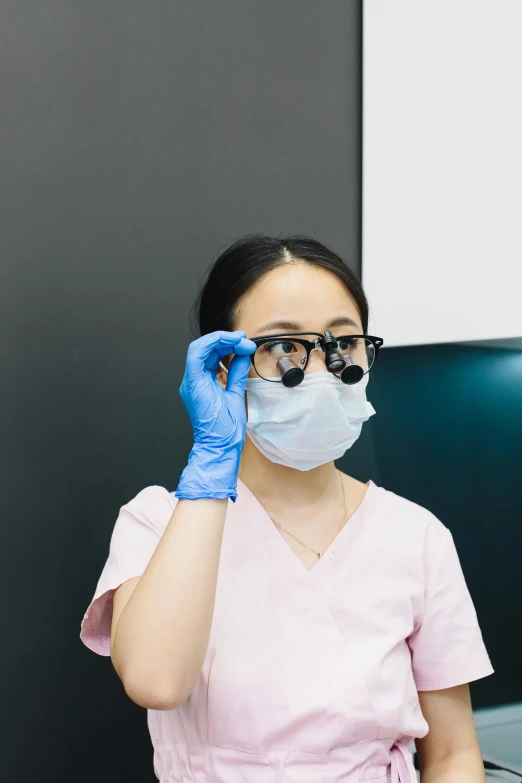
274 527 338 570
268 481 369 572
200 525 422 753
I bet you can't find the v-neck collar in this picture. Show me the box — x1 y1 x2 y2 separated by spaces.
237 477 377 589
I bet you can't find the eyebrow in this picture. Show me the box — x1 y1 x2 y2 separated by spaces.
254 316 362 334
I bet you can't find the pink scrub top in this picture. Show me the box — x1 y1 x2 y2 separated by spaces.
80 478 494 782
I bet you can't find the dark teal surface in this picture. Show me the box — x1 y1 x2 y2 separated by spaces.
338 342 522 708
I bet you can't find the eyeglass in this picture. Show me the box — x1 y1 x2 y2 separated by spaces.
249 331 384 387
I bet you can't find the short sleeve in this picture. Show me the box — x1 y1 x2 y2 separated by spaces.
408 519 494 691
80 485 177 656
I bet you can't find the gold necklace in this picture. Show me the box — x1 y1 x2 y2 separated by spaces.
269 472 348 559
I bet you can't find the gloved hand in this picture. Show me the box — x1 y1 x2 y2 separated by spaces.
175 330 257 502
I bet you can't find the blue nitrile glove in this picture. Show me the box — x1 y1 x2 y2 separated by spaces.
175 330 257 502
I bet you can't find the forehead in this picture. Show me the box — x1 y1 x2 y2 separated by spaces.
234 263 362 334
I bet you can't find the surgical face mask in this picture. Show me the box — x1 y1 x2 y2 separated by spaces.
244 371 376 471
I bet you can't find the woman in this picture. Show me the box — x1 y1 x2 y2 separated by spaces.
81 234 494 782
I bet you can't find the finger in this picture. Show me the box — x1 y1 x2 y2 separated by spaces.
185 331 248 378
225 353 252 397
206 336 256 376
232 337 257 355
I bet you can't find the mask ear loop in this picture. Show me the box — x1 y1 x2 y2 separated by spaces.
220 359 251 420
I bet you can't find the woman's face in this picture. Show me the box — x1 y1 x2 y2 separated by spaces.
218 262 363 386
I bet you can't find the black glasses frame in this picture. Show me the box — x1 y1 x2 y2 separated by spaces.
249 331 384 382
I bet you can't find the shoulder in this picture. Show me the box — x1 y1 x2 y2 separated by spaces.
117 484 178 536
363 479 450 554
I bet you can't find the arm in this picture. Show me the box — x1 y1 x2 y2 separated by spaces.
415 684 485 782
110 329 256 711
110 498 227 711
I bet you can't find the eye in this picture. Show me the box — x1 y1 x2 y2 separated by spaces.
337 337 359 351
264 340 298 355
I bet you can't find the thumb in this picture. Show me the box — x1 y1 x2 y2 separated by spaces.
225 353 251 397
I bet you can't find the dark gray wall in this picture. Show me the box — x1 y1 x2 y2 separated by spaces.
0 3 362 781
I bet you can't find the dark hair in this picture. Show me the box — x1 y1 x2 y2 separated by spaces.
191 233 369 337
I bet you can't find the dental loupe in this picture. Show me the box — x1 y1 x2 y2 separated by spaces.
322 330 365 384
274 330 365 388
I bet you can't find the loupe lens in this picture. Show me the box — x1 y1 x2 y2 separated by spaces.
252 339 307 382
277 357 304 387
340 356 365 384
335 337 375 378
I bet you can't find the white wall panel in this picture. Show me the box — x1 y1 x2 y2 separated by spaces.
363 0 522 347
